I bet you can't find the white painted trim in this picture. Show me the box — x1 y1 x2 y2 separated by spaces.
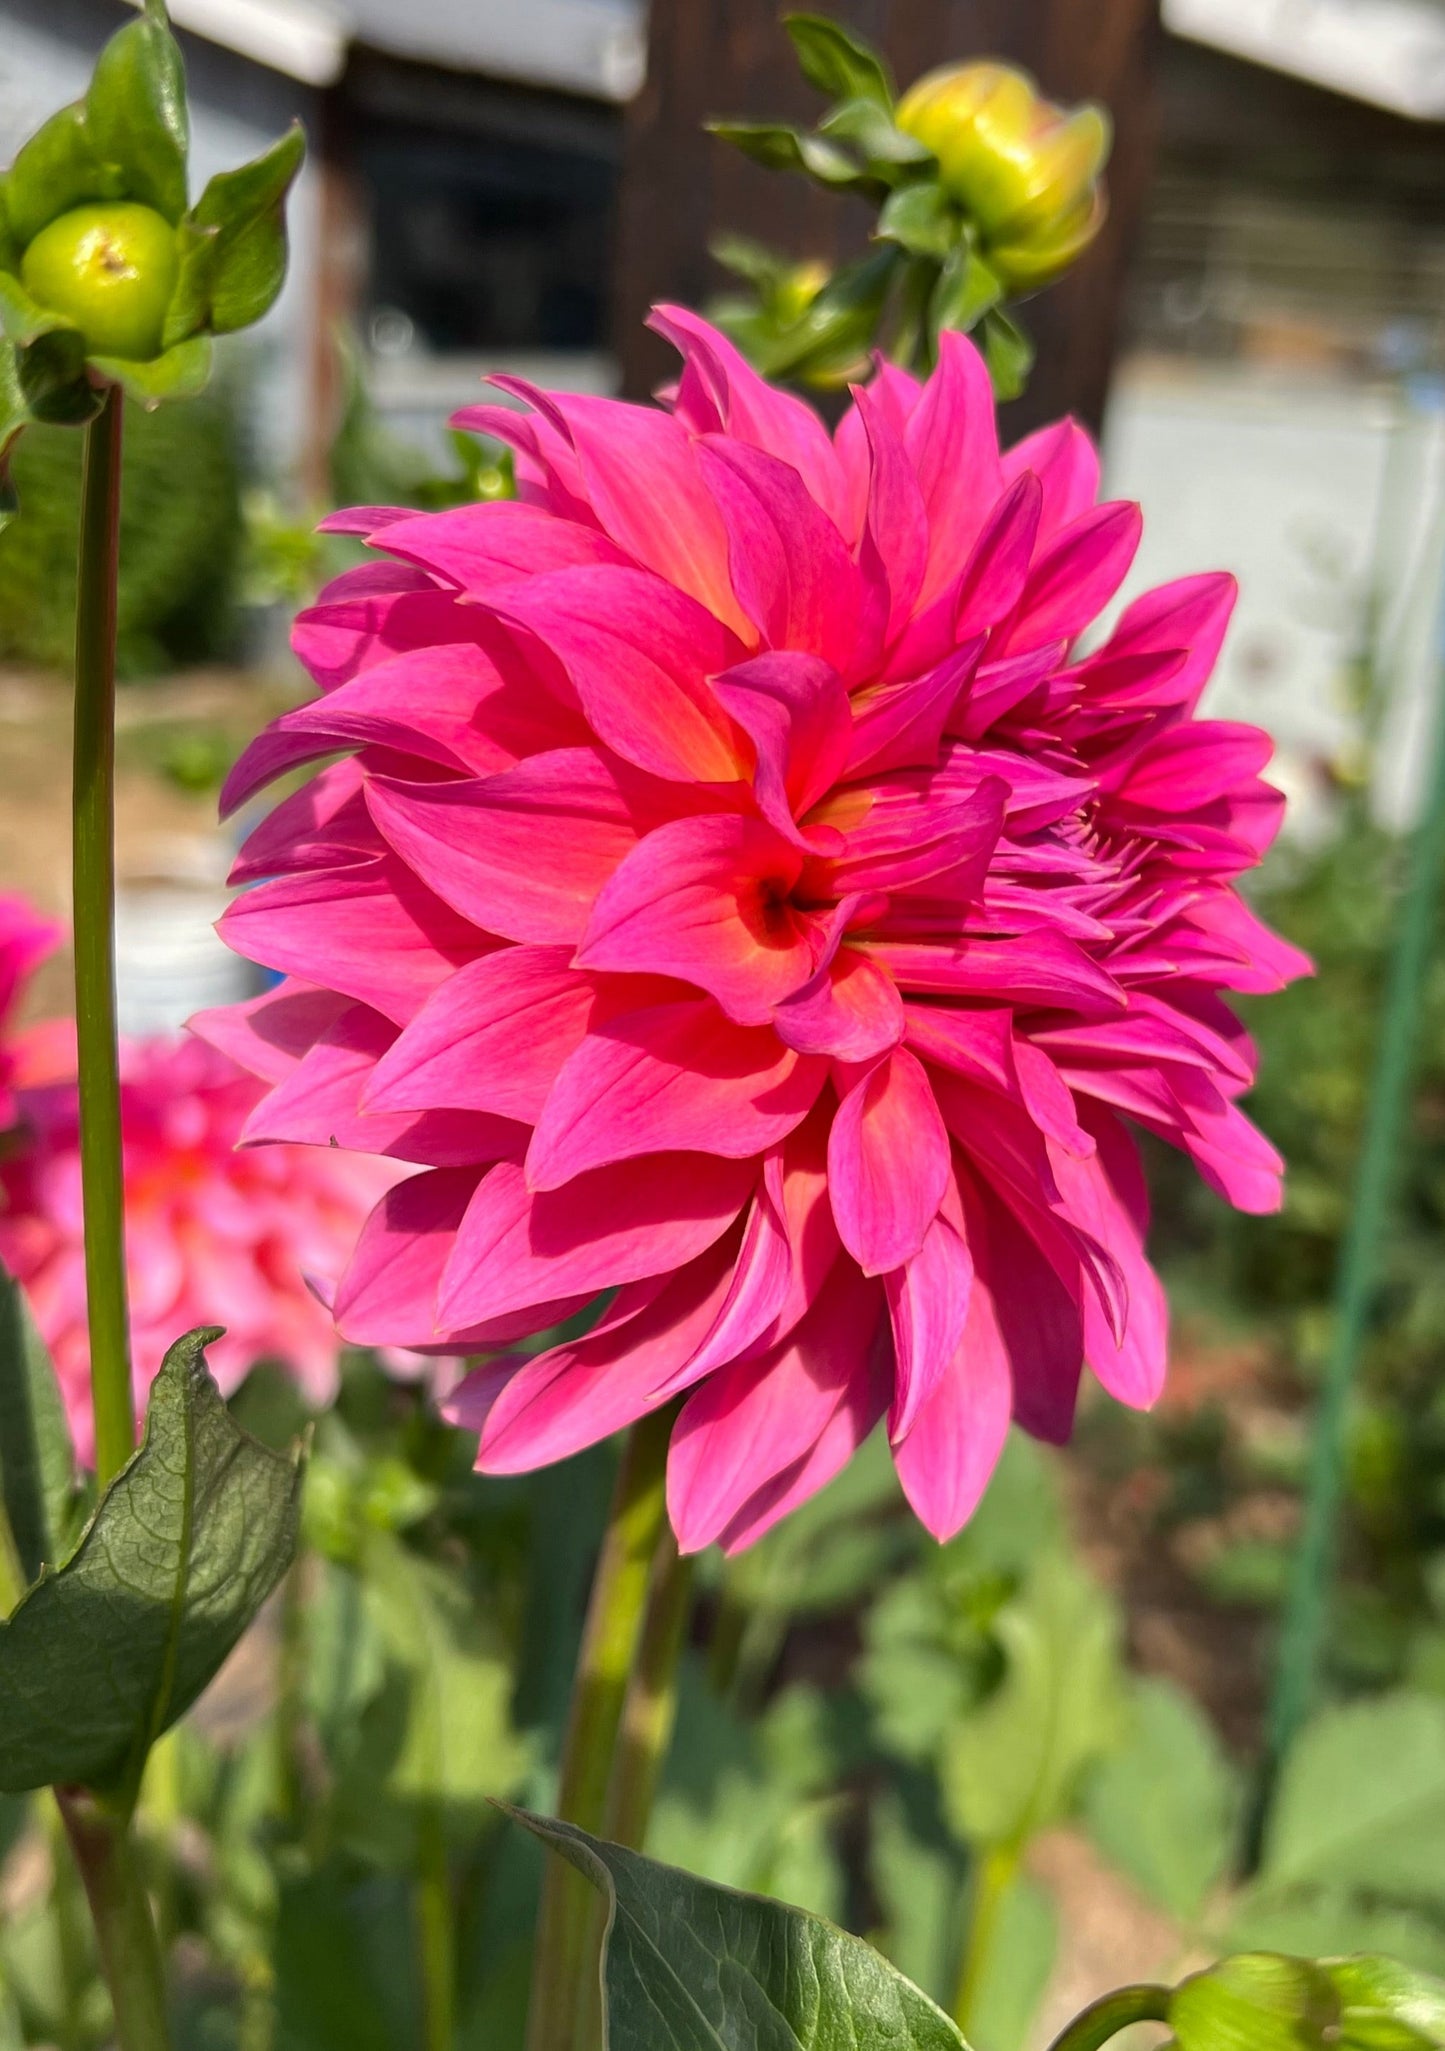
1165 0 1445 119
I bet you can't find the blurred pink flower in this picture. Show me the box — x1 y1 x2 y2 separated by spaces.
200 309 1310 1551
0 1034 404 1463
0 894 61 1129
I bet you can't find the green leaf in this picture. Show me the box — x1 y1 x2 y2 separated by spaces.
1258 1695 1445 1904
877 181 958 261
3 103 122 251
85 7 189 223
89 335 212 405
0 343 30 533
706 121 868 189
966 1871 1058 2051
820 98 932 170
0 1263 79 1587
1171 1955 1341 2051
508 1809 971 2051
978 309 1035 402
161 217 219 349
783 13 894 108
186 125 305 334
931 246 1005 337
1325 1957 1445 2051
942 1553 1122 1851
0 1327 302 1797
1084 1677 1239 1922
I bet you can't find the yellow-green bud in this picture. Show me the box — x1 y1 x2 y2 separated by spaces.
896 61 1110 291
21 201 179 361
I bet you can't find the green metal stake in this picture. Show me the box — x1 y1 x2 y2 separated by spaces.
1254 456 1445 1859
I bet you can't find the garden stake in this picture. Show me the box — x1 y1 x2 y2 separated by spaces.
1258 493 1445 1858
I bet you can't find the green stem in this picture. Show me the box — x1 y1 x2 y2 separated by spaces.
1045 1984 1173 2051
73 385 133 1489
603 1532 693 1852
56 1788 171 2051
952 1842 1019 2036
1257 592 1445 1861
417 1802 454 2051
524 1408 674 2051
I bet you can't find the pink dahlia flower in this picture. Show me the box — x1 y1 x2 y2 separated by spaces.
0 893 61 1129
200 309 1309 1551
0 1034 403 1463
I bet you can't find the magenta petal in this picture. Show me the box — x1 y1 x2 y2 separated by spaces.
892 1260 1013 1542
526 998 826 1189
1002 417 1100 543
334 1167 483 1346
954 473 1043 642
906 329 1002 607
189 980 352 1085
436 1152 756 1330
577 814 814 1025
774 949 905 1062
1005 500 1143 655
711 651 853 837
365 751 646 947
828 1047 950 1275
660 1178 793 1388
886 1207 974 1441
715 1356 890 1553
376 501 628 595
364 947 596 1122
667 1260 886 1553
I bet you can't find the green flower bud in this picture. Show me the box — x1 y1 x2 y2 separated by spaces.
21 202 179 362
896 61 1110 291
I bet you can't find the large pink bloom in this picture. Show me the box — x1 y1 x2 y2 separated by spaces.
200 310 1309 1551
0 894 61 1129
0 1034 403 1463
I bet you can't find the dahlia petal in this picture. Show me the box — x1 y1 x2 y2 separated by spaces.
375 502 629 595
844 639 985 780
774 948 905 1063
487 566 747 784
334 1166 483 1346
365 752 647 947
450 400 598 526
886 1207 974 1441
475 1241 743 1472
490 381 751 638
437 1153 756 1330
289 584 483 696
1002 417 1100 543
954 473 1043 641
870 931 1124 1012
828 1046 950 1275
1003 500 1143 655
1068 1105 1168 1408
363 947 596 1122
906 330 1003 605
854 386 929 645
650 305 849 529
189 980 352 1084
219 857 485 1025
230 761 383 885
659 1178 793 1387
697 440 866 679
1111 721 1275 811
715 1354 890 1554
1100 572 1237 715
577 814 814 1025
525 998 827 1189
711 651 853 839
970 1170 1084 1443
667 1260 887 1554
892 1258 1013 1541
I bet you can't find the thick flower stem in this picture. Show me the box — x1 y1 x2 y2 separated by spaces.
604 1530 694 1851
56 1789 171 2051
952 1842 1019 2036
73 385 134 1489
525 1407 675 2051
1044 1984 1173 2051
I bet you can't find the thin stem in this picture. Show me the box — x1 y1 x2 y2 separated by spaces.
1256 576 1445 1862
524 1408 674 2051
73 386 133 1488
952 1842 1019 2035
603 1531 693 1852
1045 1984 1173 2051
56 1789 171 2051
417 1802 454 2051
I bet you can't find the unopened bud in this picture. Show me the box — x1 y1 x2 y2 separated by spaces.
896 61 1110 290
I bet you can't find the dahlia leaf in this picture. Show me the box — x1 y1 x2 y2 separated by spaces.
0 1262 79 1588
1252 1694 1445 1905
877 180 957 261
85 3 189 224
1083 1676 1239 1923
2 101 120 251
88 334 212 404
783 14 894 110
819 98 931 171
978 307 1035 402
706 121 865 190
1167 1953 1445 2051
188 124 306 334
508 1807 971 2050
0 1326 302 1798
